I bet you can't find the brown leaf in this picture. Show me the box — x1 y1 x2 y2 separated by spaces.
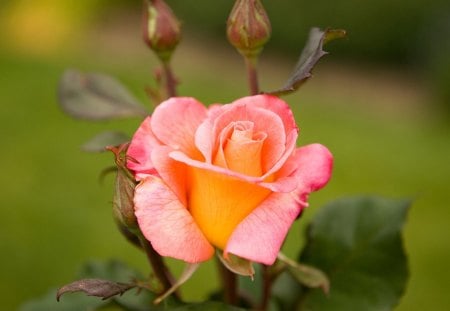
56 278 135 301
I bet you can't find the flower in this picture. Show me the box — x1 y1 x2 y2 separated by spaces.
127 95 332 265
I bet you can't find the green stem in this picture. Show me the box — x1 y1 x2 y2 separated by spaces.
245 56 259 95
216 257 238 305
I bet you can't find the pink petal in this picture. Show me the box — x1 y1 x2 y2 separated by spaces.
291 144 333 193
127 116 161 178
224 192 303 265
194 104 224 163
260 129 298 180
231 95 298 140
213 103 287 173
151 146 188 206
134 176 214 263
151 97 207 159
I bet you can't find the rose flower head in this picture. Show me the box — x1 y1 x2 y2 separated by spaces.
127 95 332 266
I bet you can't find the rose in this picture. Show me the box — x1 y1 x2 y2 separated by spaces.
127 95 332 265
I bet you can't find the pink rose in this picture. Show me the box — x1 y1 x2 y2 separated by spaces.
127 95 332 265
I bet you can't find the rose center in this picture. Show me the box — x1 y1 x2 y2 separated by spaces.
214 121 267 177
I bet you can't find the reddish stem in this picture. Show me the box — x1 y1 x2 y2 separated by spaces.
163 61 177 98
216 258 238 305
138 235 179 298
245 56 259 95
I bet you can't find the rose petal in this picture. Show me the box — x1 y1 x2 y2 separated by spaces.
151 146 188 206
170 150 298 193
233 95 298 136
291 143 333 193
212 103 286 173
151 97 207 159
188 166 271 249
134 176 214 263
127 116 161 178
224 191 303 265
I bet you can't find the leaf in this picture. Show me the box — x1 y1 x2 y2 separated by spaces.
20 260 160 311
217 251 255 278
270 272 304 311
238 264 263 307
297 196 410 311
277 253 329 294
78 260 163 310
81 131 130 152
56 279 135 301
154 263 200 304
266 28 346 96
58 69 149 120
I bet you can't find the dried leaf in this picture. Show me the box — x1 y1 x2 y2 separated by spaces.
58 69 149 120
56 279 135 301
266 28 346 96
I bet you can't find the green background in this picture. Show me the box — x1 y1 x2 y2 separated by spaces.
1 1 449 310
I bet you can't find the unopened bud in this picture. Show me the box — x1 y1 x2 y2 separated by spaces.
143 0 181 62
227 0 271 58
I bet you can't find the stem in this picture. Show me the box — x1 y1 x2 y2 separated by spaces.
138 235 178 298
259 265 272 311
216 257 238 305
245 56 259 95
163 61 177 98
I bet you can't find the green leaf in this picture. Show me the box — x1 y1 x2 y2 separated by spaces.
238 263 263 307
277 253 329 294
297 196 410 311
58 69 149 120
271 272 304 311
81 131 130 152
266 28 346 96
217 251 255 278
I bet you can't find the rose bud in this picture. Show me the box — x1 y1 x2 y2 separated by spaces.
143 0 181 62
226 0 272 58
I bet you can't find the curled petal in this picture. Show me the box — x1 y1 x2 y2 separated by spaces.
151 97 207 159
213 103 286 173
231 95 298 137
224 191 303 265
170 150 298 193
134 176 214 263
291 143 333 193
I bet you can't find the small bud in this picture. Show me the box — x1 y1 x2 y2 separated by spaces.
227 0 271 58
143 0 181 62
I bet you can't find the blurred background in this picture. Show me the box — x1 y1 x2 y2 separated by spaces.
1 0 449 310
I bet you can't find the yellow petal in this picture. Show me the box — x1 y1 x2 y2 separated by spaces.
188 167 271 249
